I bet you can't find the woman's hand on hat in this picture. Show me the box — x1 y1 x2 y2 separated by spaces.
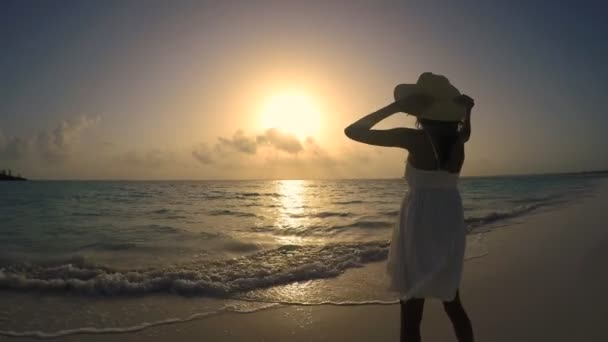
454 94 475 111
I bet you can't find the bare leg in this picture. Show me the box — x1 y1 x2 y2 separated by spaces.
442 290 474 342
400 297 424 342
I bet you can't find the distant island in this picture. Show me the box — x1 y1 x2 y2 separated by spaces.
0 169 27 181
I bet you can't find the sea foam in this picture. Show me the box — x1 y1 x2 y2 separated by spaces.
0 301 280 339
0 241 389 296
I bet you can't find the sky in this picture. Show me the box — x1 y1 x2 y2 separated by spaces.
1 0 607 180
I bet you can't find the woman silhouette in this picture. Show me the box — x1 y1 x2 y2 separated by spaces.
344 72 474 342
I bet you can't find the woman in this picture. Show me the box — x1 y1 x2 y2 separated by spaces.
344 72 475 342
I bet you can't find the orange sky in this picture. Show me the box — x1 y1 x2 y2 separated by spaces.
2 1 607 179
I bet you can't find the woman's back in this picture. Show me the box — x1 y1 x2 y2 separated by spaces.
405 162 460 189
408 126 465 174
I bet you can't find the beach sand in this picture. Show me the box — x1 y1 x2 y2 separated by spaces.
4 178 608 341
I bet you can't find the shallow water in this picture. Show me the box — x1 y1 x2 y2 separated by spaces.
0 174 597 295
0 173 602 337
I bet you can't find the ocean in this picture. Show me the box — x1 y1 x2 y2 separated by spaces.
0 173 602 337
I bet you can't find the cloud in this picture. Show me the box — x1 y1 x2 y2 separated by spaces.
218 130 257 154
0 132 29 160
118 148 174 168
36 116 99 163
193 128 305 165
0 116 99 163
302 137 336 166
257 128 303 154
192 143 215 164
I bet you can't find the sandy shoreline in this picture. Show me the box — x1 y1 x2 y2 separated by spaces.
4 178 608 341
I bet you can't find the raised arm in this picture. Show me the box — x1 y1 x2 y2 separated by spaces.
455 94 474 143
459 110 472 142
344 94 432 150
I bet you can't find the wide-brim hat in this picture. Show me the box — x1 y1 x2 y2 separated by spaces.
394 72 466 122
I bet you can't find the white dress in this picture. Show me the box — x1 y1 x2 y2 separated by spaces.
386 157 466 302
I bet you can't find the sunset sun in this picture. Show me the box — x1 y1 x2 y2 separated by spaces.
259 91 321 139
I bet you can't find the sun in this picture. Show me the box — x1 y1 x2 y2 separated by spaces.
259 91 321 139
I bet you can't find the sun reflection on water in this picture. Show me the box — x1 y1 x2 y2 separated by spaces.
266 180 322 299
272 180 312 245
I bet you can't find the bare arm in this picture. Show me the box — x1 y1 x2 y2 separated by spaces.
455 95 474 143
459 109 472 142
344 94 432 150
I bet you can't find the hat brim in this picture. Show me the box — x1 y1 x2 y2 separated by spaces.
393 83 466 122
393 84 418 101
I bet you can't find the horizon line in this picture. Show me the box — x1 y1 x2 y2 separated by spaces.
14 168 608 182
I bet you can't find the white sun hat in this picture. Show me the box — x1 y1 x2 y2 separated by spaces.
393 72 466 122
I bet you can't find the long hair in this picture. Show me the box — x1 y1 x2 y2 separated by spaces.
416 118 461 168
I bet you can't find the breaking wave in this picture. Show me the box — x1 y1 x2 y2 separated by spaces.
464 199 567 230
0 241 390 296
